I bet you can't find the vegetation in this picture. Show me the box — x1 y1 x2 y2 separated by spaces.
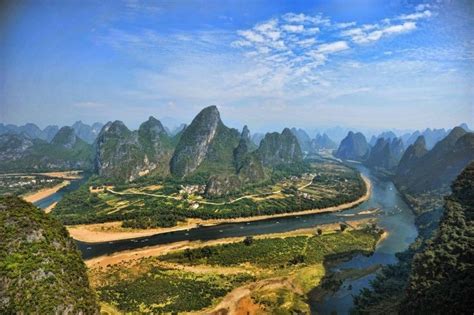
96 262 254 313
53 160 367 228
93 226 382 314
160 229 381 268
0 196 98 314
353 162 474 314
0 174 63 196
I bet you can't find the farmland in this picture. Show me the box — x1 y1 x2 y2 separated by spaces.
91 224 383 314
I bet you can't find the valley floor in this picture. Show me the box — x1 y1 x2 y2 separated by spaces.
88 219 383 315
68 176 371 243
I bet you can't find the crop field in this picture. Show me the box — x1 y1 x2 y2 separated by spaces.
53 160 366 229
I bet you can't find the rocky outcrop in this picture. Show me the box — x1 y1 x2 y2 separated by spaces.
170 106 240 177
95 117 174 182
335 131 370 161
256 128 303 167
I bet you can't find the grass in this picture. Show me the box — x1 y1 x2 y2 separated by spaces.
91 226 383 314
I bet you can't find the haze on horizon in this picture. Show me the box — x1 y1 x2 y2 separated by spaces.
1 0 473 132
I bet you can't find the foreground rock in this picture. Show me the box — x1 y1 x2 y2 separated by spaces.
0 196 99 314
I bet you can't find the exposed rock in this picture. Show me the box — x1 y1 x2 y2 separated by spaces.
170 106 240 177
256 128 303 167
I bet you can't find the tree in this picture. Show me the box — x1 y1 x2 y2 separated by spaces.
243 236 254 246
340 223 347 232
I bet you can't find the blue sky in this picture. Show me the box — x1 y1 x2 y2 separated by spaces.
1 0 473 132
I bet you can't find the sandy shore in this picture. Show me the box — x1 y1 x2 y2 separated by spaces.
22 180 70 203
69 176 372 243
44 202 58 214
85 219 374 268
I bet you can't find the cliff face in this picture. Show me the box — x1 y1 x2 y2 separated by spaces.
395 127 474 193
95 117 174 182
335 131 370 161
256 128 303 167
0 197 99 314
170 106 240 177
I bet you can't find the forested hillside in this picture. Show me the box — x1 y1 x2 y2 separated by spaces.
353 162 474 314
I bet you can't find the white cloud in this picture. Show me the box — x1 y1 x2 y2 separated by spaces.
316 41 350 53
334 22 357 29
237 30 265 43
282 24 305 33
398 10 432 21
343 22 417 44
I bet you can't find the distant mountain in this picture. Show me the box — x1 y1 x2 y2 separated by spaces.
396 136 428 178
43 125 59 142
0 196 99 314
335 131 370 161
0 123 59 142
0 130 93 172
94 117 175 181
170 123 187 136
311 133 337 151
421 128 448 149
395 127 474 193
401 162 474 314
365 137 405 170
369 131 397 146
71 121 103 144
459 123 471 132
290 128 312 153
251 132 265 146
170 106 240 178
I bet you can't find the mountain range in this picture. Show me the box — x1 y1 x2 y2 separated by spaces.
0 121 104 144
395 127 474 193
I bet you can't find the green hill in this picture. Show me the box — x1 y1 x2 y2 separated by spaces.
0 196 98 314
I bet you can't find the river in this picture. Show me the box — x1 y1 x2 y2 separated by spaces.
37 164 417 314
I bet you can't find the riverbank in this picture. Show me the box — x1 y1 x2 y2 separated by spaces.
69 175 371 243
22 180 70 204
85 219 375 268
88 220 382 314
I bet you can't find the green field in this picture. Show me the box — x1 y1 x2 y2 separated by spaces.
53 160 366 229
93 227 382 314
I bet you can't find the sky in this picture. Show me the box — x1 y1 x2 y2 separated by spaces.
1 0 473 133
